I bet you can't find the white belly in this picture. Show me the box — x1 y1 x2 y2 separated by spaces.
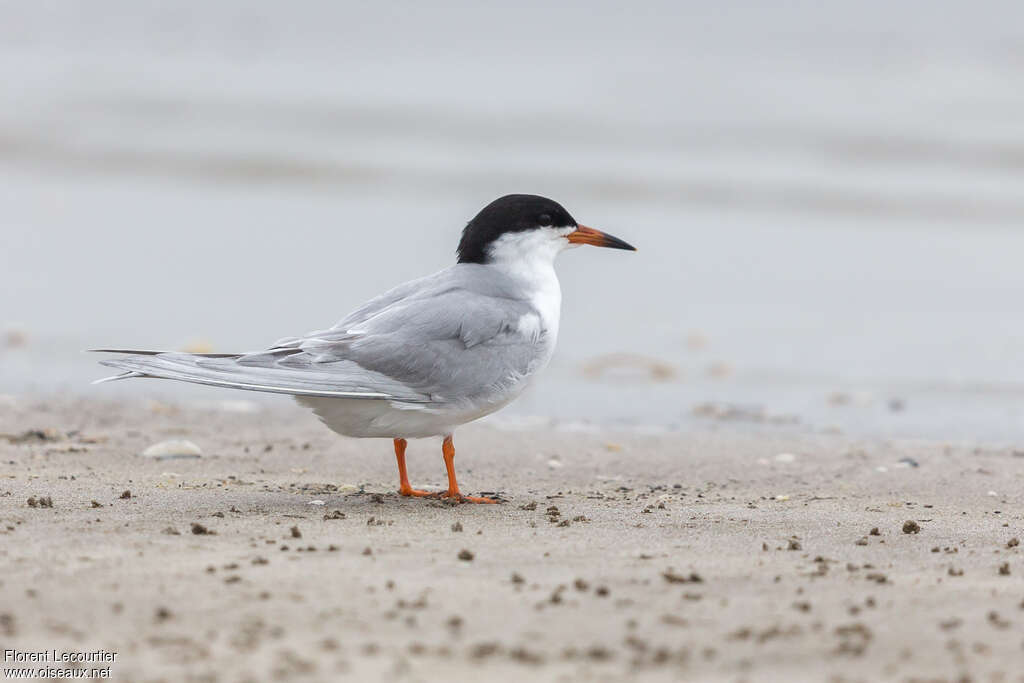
297 391 525 439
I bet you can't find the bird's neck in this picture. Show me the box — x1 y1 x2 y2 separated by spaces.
483 231 564 293
486 250 556 283
486 257 562 335
481 230 567 333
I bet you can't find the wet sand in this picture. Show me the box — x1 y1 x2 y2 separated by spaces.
1 396 1022 682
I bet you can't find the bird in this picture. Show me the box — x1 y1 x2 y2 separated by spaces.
93 194 635 503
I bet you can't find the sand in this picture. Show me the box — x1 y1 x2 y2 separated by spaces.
1 395 1022 682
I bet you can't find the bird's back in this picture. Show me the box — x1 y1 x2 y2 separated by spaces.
95 264 557 411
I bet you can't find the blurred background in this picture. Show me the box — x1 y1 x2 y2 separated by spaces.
2 0 1024 440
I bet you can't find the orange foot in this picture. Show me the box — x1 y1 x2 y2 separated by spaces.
398 484 438 498
438 436 499 504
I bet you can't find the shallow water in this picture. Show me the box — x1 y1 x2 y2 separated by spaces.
2 0 1024 440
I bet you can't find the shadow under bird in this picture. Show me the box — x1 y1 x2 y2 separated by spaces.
93 194 636 503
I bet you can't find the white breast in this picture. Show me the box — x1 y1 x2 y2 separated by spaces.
484 227 567 348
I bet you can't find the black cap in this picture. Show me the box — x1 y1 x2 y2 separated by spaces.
457 194 576 264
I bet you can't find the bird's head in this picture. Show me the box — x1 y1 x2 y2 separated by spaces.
457 194 635 266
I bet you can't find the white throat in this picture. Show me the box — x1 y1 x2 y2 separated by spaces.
484 227 574 340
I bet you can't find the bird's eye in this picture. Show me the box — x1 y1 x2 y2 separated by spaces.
537 214 553 227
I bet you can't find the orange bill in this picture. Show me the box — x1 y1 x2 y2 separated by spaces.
567 224 636 251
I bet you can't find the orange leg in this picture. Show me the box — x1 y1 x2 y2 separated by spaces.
440 435 498 504
393 438 434 498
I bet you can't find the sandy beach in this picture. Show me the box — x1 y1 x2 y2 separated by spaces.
1 395 1021 682
3 1 1024 681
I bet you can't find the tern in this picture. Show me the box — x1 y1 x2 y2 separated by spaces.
94 194 635 503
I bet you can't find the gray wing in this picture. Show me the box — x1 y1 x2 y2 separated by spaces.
254 265 542 402
96 265 544 403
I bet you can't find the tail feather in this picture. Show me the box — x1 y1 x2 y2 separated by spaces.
92 370 146 385
90 348 412 401
89 348 241 358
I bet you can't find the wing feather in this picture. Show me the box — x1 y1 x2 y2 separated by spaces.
93 264 545 404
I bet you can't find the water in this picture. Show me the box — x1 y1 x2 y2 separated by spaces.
2 0 1024 441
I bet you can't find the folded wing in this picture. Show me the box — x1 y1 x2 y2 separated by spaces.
95 265 543 404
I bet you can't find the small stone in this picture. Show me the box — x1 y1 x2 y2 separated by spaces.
902 520 920 534
457 549 474 562
290 526 302 538
140 439 202 460
5 429 59 444
987 611 1010 629
662 569 703 584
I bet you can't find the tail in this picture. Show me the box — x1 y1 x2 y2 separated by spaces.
92 370 146 385
89 348 402 400
90 348 242 383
